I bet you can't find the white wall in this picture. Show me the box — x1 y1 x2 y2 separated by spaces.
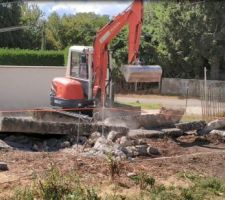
0 66 65 110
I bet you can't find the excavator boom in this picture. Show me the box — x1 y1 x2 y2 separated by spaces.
93 0 144 103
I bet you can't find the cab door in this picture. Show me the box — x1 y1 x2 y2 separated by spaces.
70 51 89 97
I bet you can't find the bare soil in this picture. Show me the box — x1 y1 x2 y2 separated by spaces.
1 134 225 198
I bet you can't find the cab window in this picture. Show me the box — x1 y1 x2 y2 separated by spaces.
71 51 88 79
71 51 79 77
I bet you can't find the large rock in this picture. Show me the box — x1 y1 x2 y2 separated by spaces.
46 138 58 148
60 141 71 148
4 135 33 150
124 145 160 157
93 136 117 154
128 129 164 139
199 119 225 135
4 135 30 144
0 139 12 150
119 136 134 147
137 107 184 129
107 131 126 142
175 121 206 132
208 130 225 141
161 128 183 137
88 132 101 146
128 128 183 139
103 107 184 130
91 137 127 159
93 137 110 151
210 130 225 137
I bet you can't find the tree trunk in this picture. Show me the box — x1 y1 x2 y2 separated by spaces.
210 56 220 80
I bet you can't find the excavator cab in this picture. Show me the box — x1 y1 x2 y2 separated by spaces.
50 46 95 109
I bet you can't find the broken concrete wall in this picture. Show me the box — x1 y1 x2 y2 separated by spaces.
104 108 184 129
0 117 128 136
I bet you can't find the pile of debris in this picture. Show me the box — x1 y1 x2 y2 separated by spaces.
84 130 160 160
2 107 225 161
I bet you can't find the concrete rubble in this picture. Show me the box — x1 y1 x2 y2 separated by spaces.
128 128 184 139
0 117 128 136
0 139 12 150
160 128 184 137
128 129 165 139
175 120 206 132
103 107 185 129
198 119 225 135
205 130 225 142
85 131 160 160
3 107 225 160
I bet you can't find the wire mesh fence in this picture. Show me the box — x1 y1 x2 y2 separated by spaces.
200 82 225 121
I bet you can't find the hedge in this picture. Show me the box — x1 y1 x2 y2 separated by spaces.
0 48 65 66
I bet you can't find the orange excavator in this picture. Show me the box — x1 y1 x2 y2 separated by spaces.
50 0 162 113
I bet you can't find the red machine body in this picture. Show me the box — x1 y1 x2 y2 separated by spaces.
52 77 84 100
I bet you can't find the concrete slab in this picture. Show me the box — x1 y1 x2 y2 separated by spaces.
0 117 128 136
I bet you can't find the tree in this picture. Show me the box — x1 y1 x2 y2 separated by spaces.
0 0 23 48
142 1 225 80
46 12 109 50
45 12 65 50
20 4 44 49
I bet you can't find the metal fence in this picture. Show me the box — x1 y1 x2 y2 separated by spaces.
200 83 225 121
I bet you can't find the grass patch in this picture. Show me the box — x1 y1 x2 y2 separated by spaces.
121 101 161 110
8 167 225 200
9 165 100 200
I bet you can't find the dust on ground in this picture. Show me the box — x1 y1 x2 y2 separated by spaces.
115 94 202 115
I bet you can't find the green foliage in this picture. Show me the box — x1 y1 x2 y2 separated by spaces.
182 171 225 196
0 1 23 48
10 187 34 200
10 165 100 200
46 12 109 50
0 48 64 66
20 4 44 50
8 168 225 200
130 172 155 190
143 1 225 80
2 1 225 81
105 152 121 181
150 185 179 200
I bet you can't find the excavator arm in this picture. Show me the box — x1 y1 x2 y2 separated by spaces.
93 0 143 104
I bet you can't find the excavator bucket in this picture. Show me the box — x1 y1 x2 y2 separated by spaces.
121 65 162 83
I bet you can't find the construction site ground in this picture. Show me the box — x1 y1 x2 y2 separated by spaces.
1 134 225 198
1 94 225 199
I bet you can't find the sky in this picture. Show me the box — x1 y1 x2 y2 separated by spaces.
28 1 132 18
